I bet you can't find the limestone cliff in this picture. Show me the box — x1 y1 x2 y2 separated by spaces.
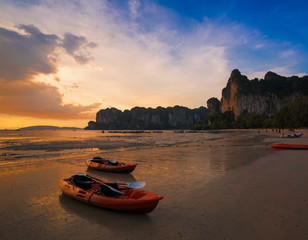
220 69 308 118
86 106 208 130
207 97 221 115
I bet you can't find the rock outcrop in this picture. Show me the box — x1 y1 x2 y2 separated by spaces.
86 106 208 130
220 69 308 118
207 97 221 115
86 69 308 130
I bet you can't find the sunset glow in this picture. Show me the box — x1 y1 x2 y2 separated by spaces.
0 0 307 129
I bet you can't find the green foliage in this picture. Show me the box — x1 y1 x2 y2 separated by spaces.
274 97 308 128
237 73 308 98
193 97 308 129
234 112 268 129
262 118 277 128
193 111 235 130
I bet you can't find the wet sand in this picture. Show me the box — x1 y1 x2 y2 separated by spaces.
0 130 307 240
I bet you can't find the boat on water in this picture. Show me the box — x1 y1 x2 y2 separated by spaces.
85 157 137 173
280 132 303 138
59 174 163 213
271 143 308 150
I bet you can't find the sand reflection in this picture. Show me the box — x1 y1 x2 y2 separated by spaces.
1 130 308 239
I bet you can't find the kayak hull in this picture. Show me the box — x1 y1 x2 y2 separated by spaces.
59 178 163 213
85 160 137 173
271 143 308 150
280 132 303 138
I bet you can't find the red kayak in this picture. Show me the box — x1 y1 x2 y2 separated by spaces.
59 174 163 213
271 143 308 150
85 157 137 173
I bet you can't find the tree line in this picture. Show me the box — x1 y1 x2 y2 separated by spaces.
193 97 308 130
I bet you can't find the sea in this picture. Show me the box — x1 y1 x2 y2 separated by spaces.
0 129 228 170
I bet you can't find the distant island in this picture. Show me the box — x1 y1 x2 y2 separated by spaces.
18 125 81 131
86 69 308 130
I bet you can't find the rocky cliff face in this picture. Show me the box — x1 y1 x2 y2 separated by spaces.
96 108 122 125
86 69 307 129
220 69 307 118
207 97 221 115
86 106 208 130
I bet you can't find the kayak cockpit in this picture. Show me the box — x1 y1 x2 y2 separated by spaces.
70 175 123 197
89 157 122 166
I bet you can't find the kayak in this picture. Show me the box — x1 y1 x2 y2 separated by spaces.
280 132 303 138
85 157 137 173
271 143 308 150
59 174 164 214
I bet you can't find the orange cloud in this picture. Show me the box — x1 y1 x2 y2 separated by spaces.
0 25 59 81
0 24 100 120
0 24 97 81
0 79 100 119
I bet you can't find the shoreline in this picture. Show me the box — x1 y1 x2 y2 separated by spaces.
0 131 307 239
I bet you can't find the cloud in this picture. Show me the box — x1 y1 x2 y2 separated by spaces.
62 32 97 64
128 0 141 19
280 49 295 58
0 79 100 119
0 24 97 81
0 24 100 119
0 24 59 81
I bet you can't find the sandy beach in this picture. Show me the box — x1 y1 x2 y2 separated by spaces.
0 129 307 240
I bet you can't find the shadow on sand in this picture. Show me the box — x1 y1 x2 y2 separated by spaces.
58 194 152 230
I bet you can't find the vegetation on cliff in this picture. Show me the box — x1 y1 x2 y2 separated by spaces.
86 106 208 130
223 70 308 98
194 97 308 129
86 69 307 130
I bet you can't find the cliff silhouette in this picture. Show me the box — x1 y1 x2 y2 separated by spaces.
86 69 308 130
208 69 308 118
86 106 208 130
203 69 308 129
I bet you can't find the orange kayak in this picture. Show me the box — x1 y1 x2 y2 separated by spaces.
271 143 308 150
59 174 163 214
85 157 137 173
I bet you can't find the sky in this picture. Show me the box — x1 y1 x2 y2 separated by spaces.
0 0 307 129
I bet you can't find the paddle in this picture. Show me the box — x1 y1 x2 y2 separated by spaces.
76 172 122 194
107 159 118 165
75 173 146 195
118 181 146 189
108 159 117 163
83 173 146 189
